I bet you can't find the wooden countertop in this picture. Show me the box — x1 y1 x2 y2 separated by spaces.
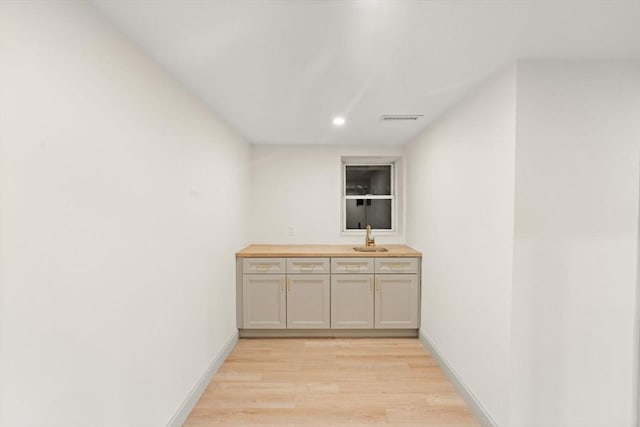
236 244 421 258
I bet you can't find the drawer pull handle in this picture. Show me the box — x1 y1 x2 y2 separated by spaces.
346 264 360 272
300 264 315 271
256 264 271 271
390 264 404 270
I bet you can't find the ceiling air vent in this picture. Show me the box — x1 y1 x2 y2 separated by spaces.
380 115 423 121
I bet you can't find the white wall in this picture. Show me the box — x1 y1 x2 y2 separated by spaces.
250 145 405 244
405 67 517 427
0 3 249 427
510 60 640 427
406 60 640 427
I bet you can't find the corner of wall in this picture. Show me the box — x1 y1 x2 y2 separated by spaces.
418 331 498 427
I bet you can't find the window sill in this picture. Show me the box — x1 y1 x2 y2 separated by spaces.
341 230 399 237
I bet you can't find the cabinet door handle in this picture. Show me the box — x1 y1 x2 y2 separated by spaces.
375 279 380 292
287 279 291 292
370 280 374 292
280 279 285 292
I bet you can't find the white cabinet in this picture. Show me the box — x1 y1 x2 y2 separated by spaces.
239 255 420 334
242 274 286 329
374 274 419 329
332 257 419 330
287 274 330 328
331 274 374 328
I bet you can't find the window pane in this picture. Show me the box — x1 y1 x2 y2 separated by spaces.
345 165 391 195
345 199 392 230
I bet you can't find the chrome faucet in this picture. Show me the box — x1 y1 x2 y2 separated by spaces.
365 224 375 247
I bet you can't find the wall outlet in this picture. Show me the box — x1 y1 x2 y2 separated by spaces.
287 225 296 237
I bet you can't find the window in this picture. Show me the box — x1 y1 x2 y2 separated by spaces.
342 158 397 232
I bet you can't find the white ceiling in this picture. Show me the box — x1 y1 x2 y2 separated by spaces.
91 0 640 146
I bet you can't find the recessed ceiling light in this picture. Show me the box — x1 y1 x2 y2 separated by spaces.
332 116 346 126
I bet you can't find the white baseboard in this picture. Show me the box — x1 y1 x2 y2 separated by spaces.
240 328 418 338
418 330 498 427
166 330 239 427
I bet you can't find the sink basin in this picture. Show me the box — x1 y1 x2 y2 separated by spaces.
353 246 389 252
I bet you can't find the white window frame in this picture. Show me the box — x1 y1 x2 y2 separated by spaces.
341 157 400 234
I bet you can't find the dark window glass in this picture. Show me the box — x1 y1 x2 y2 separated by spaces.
345 199 392 230
345 165 391 196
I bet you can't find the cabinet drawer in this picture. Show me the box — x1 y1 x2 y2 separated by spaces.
374 258 418 274
243 258 286 274
287 258 330 274
331 258 374 274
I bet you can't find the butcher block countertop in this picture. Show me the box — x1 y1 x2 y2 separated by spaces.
236 244 421 258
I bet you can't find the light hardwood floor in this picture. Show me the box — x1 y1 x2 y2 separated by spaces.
184 338 480 426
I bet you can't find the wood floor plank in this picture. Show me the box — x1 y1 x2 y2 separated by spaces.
183 338 480 426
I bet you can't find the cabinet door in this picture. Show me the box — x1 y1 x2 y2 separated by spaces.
374 274 419 328
243 275 286 329
287 274 330 329
331 274 374 329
